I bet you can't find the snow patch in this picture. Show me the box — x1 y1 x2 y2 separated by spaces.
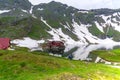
22 9 28 13
11 37 45 49
21 14 24 16
71 19 99 44
101 14 120 32
78 10 88 13
60 22 71 31
64 14 66 17
0 10 11 14
48 28 76 44
30 6 34 14
37 8 44 11
113 12 118 16
32 14 37 18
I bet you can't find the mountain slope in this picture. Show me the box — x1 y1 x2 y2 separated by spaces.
0 1 120 44
0 0 32 10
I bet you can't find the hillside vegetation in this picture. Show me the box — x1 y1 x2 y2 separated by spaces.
0 48 120 80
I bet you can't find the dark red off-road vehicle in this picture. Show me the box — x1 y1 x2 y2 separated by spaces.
42 41 65 54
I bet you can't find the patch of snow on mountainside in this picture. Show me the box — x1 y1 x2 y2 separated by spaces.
101 13 120 32
73 45 99 60
64 14 66 17
97 38 120 44
78 10 88 13
22 9 28 13
37 8 44 11
30 6 34 14
71 19 99 43
60 22 71 31
32 14 37 18
11 37 45 49
113 13 118 16
112 18 118 22
48 28 76 44
41 17 76 44
41 17 52 28
101 15 111 22
0 10 11 14
118 12 120 18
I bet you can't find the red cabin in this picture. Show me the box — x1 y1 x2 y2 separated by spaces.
0 38 10 50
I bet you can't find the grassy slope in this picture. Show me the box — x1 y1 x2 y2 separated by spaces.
0 17 31 39
88 23 104 37
0 49 120 80
0 16 51 40
27 18 51 40
90 49 120 62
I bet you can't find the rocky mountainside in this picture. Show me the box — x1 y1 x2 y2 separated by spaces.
1 0 120 44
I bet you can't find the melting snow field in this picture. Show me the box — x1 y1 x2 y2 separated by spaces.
11 37 120 52
100 13 120 32
41 17 120 45
11 16 120 50
11 37 45 50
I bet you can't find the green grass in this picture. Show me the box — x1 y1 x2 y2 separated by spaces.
103 25 120 41
0 16 51 40
27 18 51 40
88 23 104 37
90 49 120 62
0 49 120 80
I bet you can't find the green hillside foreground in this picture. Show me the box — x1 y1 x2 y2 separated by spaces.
0 49 120 80
90 49 120 62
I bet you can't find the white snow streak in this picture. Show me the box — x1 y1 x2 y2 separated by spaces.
22 9 28 13
78 10 88 13
0 10 11 14
32 14 37 18
30 6 34 14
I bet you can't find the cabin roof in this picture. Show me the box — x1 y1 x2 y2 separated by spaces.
0 38 10 50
